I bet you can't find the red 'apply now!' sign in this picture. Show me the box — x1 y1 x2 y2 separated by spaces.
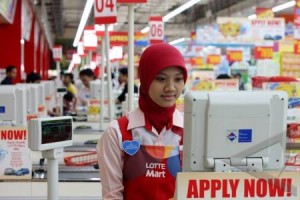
175 172 299 199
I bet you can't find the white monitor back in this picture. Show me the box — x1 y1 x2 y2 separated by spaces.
90 79 108 99
183 91 288 172
0 86 27 126
41 80 56 109
17 84 40 113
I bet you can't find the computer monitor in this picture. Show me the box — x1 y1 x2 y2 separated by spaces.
183 91 288 172
28 116 73 151
0 86 27 126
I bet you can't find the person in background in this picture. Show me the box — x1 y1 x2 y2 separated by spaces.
1 65 17 85
78 68 95 106
63 92 76 115
115 67 138 104
97 43 188 200
62 73 78 97
233 73 245 90
26 72 41 83
216 74 231 79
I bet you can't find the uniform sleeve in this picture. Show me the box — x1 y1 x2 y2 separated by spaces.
96 123 124 199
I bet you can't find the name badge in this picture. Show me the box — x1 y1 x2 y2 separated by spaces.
122 140 140 156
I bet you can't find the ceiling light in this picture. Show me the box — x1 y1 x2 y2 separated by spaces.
163 0 203 22
169 37 190 45
141 27 149 34
248 14 256 19
272 1 295 12
73 0 94 47
140 0 203 33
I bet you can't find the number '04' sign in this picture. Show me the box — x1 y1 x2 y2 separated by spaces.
94 0 117 24
149 16 164 43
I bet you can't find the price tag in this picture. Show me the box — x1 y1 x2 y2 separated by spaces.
254 46 273 59
94 0 117 24
207 54 221 65
294 40 300 54
227 50 243 62
149 16 164 44
52 45 62 62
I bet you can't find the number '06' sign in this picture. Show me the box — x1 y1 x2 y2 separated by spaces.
94 0 117 24
149 16 164 43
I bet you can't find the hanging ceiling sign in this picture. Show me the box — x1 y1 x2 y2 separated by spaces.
117 0 147 3
83 27 98 51
96 31 148 46
207 54 221 65
227 48 243 62
256 7 274 19
251 18 285 41
94 0 117 24
254 46 273 59
149 16 164 44
294 40 300 54
52 45 62 62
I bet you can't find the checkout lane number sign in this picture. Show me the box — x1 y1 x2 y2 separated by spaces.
94 0 117 24
149 16 164 44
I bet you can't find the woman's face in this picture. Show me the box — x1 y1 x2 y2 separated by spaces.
148 67 185 107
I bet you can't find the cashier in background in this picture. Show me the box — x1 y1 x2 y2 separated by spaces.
77 68 95 106
62 73 78 97
0 65 17 85
115 67 138 104
26 72 41 83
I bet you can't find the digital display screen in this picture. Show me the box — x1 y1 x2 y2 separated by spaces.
57 88 67 93
0 106 5 113
41 119 72 144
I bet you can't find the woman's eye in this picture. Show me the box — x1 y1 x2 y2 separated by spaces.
175 77 183 82
155 77 165 81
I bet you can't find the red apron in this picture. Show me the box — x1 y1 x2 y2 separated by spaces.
118 116 182 200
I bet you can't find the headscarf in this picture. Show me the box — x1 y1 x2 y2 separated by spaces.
138 43 187 133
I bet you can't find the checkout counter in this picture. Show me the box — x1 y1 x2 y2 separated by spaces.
0 119 106 200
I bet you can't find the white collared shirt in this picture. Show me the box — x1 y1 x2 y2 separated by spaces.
96 108 184 199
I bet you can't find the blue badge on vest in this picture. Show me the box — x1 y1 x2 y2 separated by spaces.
122 140 140 156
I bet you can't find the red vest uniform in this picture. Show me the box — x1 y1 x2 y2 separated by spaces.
118 116 182 200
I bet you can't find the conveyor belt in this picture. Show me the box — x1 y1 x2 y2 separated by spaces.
32 165 100 182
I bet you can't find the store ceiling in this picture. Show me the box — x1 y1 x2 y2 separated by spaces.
33 0 294 45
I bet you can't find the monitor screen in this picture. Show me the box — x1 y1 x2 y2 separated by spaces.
41 118 72 144
183 91 288 172
28 116 73 151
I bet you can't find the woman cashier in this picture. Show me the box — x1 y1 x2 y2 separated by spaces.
97 43 188 200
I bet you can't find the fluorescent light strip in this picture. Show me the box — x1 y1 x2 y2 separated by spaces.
140 0 203 33
272 0 295 12
248 0 295 19
169 38 186 45
247 14 257 19
73 0 94 47
169 37 191 45
141 27 149 34
163 0 202 22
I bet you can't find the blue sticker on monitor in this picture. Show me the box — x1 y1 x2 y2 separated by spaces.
227 132 237 142
238 129 252 143
0 106 5 113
